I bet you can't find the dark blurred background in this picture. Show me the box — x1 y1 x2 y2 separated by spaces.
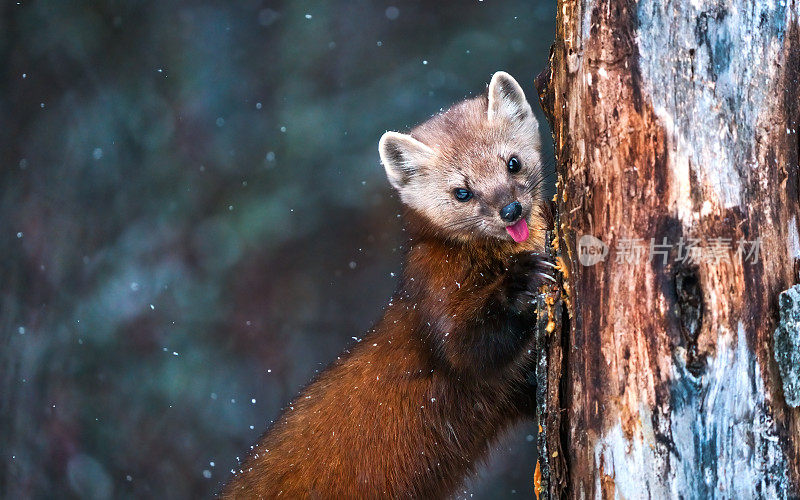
1 1 555 498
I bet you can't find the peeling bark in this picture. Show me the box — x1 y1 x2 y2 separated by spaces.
534 268 568 498
535 0 800 497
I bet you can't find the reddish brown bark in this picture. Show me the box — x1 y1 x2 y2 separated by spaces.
535 0 800 497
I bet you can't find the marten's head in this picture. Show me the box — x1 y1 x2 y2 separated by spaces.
379 71 547 248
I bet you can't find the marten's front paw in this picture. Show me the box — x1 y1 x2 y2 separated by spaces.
503 252 558 311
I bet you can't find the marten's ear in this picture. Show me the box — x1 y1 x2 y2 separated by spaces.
487 71 533 123
379 131 435 191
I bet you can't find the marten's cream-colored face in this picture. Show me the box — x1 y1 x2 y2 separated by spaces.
379 71 546 246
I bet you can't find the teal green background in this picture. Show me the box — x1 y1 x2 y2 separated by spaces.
1 1 554 497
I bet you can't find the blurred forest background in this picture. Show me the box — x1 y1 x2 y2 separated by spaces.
1 1 554 498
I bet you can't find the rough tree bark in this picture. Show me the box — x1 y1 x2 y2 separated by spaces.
533 0 800 497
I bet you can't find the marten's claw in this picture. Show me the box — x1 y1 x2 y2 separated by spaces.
504 252 560 310
537 272 557 283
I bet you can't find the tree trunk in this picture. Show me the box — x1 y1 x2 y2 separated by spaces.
534 0 800 497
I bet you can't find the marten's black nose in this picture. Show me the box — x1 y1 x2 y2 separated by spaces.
499 201 522 222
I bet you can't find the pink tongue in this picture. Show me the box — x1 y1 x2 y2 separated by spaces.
506 219 529 243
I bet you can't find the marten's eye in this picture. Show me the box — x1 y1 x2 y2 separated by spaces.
453 188 473 202
507 156 521 173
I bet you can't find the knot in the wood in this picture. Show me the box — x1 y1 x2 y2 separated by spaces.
675 265 705 376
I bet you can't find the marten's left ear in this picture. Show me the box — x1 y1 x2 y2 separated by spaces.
379 131 435 191
487 71 533 123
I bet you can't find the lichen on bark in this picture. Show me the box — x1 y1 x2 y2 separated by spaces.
775 285 800 408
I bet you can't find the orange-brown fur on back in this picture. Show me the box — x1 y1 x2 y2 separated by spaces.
222 72 552 499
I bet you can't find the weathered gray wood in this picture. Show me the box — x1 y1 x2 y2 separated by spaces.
776 286 800 408
535 0 800 497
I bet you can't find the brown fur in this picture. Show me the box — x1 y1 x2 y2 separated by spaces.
222 72 551 499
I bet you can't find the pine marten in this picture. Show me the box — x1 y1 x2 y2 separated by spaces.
222 71 555 498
